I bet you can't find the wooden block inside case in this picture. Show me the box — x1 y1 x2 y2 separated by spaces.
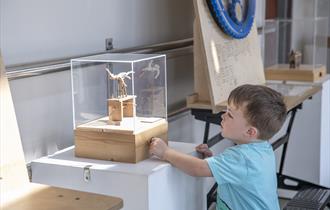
265 64 326 82
75 117 168 163
108 95 135 123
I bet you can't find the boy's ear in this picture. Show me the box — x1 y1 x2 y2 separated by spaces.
246 127 258 138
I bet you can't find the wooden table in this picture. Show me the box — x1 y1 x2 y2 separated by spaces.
1 183 123 210
187 83 321 112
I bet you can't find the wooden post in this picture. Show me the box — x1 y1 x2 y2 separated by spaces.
108 99 123 123
123 98 134 117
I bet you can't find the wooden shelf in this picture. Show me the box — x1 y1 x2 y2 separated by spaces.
265 64 326 82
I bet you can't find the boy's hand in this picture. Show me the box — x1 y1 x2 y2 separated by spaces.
195 144 213 158
149 137 169 160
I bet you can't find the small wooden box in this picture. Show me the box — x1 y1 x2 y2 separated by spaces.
75 117 168 163
265 64 326 82
108 96 135 123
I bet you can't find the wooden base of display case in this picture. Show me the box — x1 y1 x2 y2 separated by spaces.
265 64 326 82
75 117 168 163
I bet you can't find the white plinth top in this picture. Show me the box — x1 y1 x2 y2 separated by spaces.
33 141 198 176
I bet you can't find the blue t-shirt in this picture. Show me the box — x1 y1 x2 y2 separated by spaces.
206 141 280 210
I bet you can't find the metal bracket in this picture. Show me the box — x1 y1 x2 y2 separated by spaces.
27 164 32 182
83 165 93 182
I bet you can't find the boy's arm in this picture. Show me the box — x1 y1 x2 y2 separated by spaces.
150 138 213 177
164 148 213 177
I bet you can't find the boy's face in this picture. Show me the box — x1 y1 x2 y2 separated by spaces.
221 102 257 143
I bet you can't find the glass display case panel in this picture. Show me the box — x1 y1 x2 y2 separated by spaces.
264 18 328 69
71 53 167 134
291 0 329 18
264 18 328 81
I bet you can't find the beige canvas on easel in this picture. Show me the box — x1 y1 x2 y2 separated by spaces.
0 51 30 194
191 0 265 112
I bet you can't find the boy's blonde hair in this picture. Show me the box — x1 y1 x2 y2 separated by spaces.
228 84 287 140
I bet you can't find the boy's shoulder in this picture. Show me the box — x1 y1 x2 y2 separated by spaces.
213 141 273 163
238 140 271 149
227 141 273 156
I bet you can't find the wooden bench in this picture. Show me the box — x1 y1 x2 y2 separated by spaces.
2 184 123 210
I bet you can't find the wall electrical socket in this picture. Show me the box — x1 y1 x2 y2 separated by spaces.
105 38 113 51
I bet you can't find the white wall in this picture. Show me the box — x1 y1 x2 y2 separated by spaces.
0 0 193 65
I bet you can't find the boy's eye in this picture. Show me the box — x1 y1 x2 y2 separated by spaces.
226 107 234 119
225 110 233 119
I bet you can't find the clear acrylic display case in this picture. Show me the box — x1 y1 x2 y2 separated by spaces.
264 18 328 81
71 53 168 163
264 18 328 69
71 53 167 134
290 0 329 19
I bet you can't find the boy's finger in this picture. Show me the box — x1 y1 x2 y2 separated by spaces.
149 137 157 145
197 144 206 149
198 145 207 150
196 148 205 154
196 144 204 149
195 146 202 150
149 150 154 156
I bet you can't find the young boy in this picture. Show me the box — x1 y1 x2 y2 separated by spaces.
149 84 287 210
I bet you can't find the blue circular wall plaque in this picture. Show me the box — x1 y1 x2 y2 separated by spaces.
206 0 256 39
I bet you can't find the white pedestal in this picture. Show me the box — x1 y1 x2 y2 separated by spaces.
282 76 330 188
269 75 330 198
31 141 214 210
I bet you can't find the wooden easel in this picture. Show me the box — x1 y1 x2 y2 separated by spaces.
0 52 123 210
188 0 321 113
188 0 265 113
